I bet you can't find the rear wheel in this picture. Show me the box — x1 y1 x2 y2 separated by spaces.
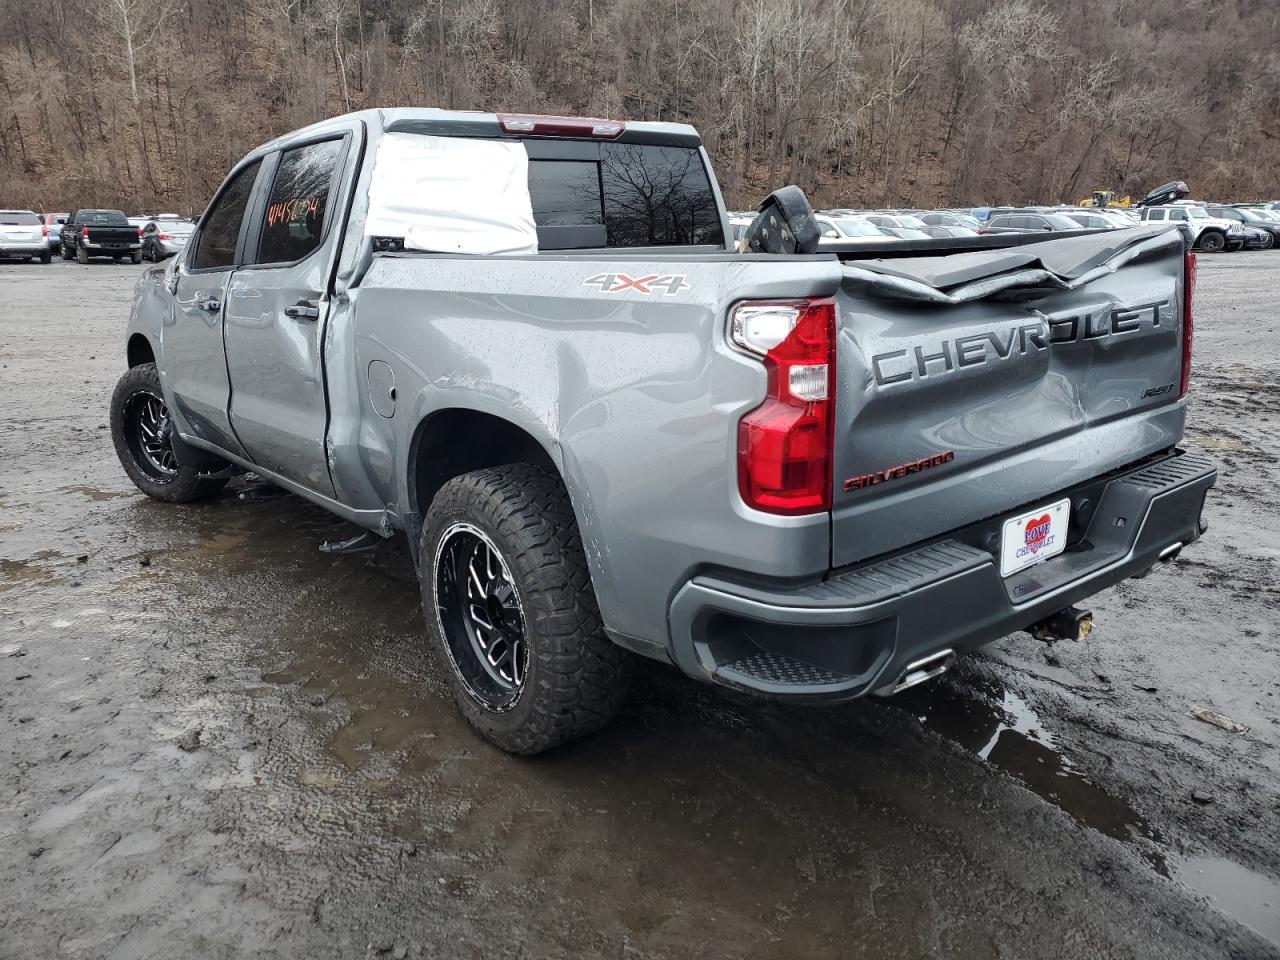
130 251 141 264
76 246 88 264
39 251 51 264
1197 230 1226 253
420 464 631 754
60 243 73 260
110 363 228 503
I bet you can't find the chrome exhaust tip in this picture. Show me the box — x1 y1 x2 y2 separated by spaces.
883 649 955 696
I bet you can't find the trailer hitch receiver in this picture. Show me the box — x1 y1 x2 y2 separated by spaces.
1027 606 1094 643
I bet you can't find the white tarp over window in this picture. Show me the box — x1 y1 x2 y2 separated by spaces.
364 132 538 255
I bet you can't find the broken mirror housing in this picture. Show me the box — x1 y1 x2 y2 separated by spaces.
744 185 820 255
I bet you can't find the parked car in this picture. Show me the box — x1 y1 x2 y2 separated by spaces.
920 211 981 229
922 224 980 239
1062 211 1126 230
1204 206 1280 246
42 212 69 251
815 214 893 245
61 209 143 263
978 212 1086 235
0 209 51 263
109 108 1213 754
1137 205 1243 252
862 213 931 240
1240 226 1274 250
140 218 197 261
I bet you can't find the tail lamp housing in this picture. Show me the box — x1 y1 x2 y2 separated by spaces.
1181 250 1195 397
81 226 89 238
731 298 836 515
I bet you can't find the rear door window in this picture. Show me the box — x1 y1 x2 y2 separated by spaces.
255 139 344 265
192 160 262 270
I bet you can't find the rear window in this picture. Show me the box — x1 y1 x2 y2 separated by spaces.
527 143 723 249
0 211 40 225
78 210 128 225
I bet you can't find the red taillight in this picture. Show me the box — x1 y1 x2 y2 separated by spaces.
157 233 172 241
732 298 836 515
81 226 89 237
137 226 143 238
41 225 48 237
1180 250 1196 397
496 113 625 139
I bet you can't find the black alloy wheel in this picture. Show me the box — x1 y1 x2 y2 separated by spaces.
434 523 528 710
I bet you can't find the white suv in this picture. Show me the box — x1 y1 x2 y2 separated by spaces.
1139 204 1244 252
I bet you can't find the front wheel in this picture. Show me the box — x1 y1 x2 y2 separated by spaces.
110 363 228 503
420 464 631 754
1197 231 1226 253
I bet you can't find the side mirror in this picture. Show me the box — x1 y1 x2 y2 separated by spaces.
743 185 820 255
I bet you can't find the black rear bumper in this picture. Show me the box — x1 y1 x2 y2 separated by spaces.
667 450 1216 702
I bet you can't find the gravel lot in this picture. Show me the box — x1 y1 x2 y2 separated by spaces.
1 252 1277 959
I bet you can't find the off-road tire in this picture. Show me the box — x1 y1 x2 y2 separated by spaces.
76 246 88 264
60 243 73 260
110 363 228 503
1197 230 1226 253
420 464 631 754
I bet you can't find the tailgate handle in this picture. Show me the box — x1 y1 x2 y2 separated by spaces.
285 299 320 321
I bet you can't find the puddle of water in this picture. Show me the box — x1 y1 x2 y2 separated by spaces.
897 680 1166 873
899 679 1280 947
1174 855 1280 948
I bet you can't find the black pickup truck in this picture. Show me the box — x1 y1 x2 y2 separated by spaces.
61 209 142 263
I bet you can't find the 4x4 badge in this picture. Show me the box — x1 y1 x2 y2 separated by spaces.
583 273 689 296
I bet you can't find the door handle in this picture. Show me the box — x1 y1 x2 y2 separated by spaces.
285 299 321 321
197 297 222 313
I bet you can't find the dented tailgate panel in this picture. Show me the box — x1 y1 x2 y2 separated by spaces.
830 232 1187 568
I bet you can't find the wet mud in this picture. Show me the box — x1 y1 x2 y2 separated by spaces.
2 256 1278 958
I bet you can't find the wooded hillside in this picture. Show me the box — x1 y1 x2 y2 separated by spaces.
1 0 1277 215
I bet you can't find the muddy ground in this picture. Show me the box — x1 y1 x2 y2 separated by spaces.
1 253 1277 960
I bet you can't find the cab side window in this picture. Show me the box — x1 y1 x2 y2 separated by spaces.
255 139 344 265
192 160 262 270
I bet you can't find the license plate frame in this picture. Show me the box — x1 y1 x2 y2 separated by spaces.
1000 498 1071 577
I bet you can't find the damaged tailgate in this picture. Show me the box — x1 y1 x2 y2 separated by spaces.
830 225 1190 568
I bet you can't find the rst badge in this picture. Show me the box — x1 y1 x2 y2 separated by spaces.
583 273 689 296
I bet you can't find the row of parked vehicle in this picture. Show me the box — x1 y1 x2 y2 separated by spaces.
727 198 1280 253
0 209 196 264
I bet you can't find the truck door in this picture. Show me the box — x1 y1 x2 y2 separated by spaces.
163 159 263 458
222 133 357 497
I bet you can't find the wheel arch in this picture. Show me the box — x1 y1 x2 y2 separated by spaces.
407 408 559 522
404 407 618 628
127 333 156 368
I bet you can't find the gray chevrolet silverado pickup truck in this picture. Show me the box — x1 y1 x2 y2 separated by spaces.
110 109 1215 754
